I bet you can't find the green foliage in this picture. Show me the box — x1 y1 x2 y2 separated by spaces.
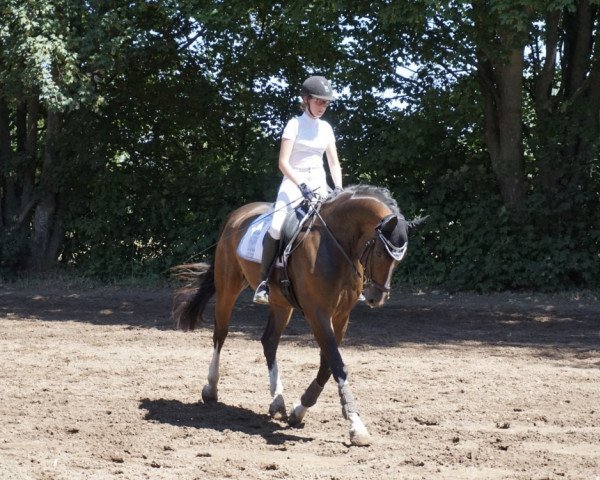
0 228 29 277
359 82 600 292
401 177 600 292
1 0 598 291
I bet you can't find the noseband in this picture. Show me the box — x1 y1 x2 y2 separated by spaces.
359 216 408 293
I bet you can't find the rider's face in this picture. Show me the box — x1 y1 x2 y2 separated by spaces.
307 96 330 118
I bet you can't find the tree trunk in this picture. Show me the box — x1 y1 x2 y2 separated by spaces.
0 97 21 226
531 2 599 203
29 110 63 271
589 21 600 134
563 0 594 97
21 95 39 217
477 46 527 212
533 10 562 191
560 1 598 198
0 97 9 228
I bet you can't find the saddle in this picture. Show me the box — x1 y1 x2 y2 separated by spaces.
236 201 320 310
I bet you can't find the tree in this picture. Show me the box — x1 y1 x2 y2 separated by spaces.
1 0 598 289
395 1 600 215
0 1 110 272
1 0 212 274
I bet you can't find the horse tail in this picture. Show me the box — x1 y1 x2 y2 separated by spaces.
171 262 216 331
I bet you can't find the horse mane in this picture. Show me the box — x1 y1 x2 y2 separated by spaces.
325 184 402 217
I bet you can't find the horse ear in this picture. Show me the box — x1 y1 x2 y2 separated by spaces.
407 215 429 229
379 214 398 235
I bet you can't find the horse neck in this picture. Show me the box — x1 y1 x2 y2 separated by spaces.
322 196 391 256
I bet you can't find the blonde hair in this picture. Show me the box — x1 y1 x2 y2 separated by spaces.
300 95 310 112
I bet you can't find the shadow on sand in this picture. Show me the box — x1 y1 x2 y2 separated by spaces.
2 286 599 354
139 397 314 446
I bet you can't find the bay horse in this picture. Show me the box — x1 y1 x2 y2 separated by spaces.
172 185 425 446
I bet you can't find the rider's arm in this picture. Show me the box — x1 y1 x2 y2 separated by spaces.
278 138 303 186
326 142 342 189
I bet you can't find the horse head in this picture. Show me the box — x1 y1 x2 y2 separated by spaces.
361 213 428 308
319 185 427 309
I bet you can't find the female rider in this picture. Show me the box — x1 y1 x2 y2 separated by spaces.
253 76 343 304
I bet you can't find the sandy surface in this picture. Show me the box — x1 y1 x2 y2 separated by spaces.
1 284 599 479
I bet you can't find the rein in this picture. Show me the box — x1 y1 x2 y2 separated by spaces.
311 206 362 278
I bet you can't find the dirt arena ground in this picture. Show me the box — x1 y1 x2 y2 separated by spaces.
1 283 599 479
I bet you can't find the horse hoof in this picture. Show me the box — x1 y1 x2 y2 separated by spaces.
201 384 218 403
269 394 287 420
288 403 307 427
350 428 372 447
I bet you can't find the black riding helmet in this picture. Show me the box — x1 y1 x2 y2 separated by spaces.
300 76 334 100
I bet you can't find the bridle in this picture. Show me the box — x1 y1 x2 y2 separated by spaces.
359 216 408 293
311 205 407 293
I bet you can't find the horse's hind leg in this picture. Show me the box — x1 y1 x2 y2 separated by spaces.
261 304 293 419
202 286 244 404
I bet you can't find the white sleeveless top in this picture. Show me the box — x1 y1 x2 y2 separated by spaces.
282 112 335 170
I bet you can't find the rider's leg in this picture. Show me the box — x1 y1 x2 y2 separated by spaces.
253 232 280 304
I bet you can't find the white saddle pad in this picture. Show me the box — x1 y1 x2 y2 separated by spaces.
237 210 283 266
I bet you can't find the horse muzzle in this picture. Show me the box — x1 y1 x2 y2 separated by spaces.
363 283 390 308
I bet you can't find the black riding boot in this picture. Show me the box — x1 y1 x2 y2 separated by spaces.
253 233 280 304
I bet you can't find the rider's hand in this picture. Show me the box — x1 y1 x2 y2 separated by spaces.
298 183 315 202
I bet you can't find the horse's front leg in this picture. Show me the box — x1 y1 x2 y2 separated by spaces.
288 350 330 426
337 370 372 446
261 305 293 420
329 339 372 446
292 312 372 446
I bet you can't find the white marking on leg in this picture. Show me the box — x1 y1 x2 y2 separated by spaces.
268 361 283 397
348 412 372 446
208 348 220 386
289 401 308 425
338 379 372 445
349 412 366 433
202 347 221 403
268 361 286 418
288 379 323 426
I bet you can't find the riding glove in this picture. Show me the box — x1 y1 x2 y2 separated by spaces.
298 183 315 202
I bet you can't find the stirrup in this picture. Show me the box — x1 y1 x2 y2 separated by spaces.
253 281 270 305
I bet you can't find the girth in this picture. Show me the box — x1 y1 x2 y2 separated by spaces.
277 202 319 311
